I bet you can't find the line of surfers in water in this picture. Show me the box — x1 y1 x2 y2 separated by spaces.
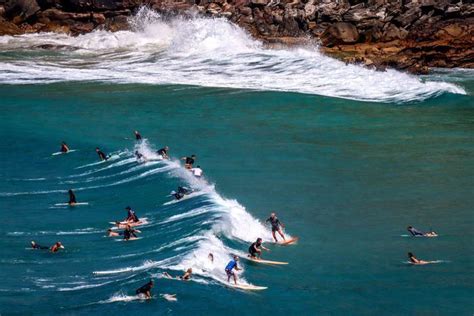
28 130 439 298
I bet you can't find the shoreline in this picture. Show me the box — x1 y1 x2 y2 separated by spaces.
0 1 473 74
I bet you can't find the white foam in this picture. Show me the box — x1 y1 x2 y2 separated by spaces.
0 7 465 102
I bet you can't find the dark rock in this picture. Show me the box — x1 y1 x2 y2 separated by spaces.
320 22 359 47
5 0 40 22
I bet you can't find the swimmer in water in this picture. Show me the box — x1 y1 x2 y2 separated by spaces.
60 142 70 153
225 255 241 285
68 189 76 206
95 147 107 161
266 212 286 242
50 242 64 253
208 253 214 263
135 279 153 299
135 151 147 163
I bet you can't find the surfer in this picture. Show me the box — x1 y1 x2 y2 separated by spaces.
163 268 192 281
31 241 48 250
123 225 141 241
208 253 214 263
135 279 153 299
60 141 70 153
157 146 169 159
171 186 191 200
407 226 437 237
181 155 196 169
134 130 142 141
190 166 203 178
248 238 270 259
50 242 64 253
106 229 121 237
225 255 241 285
408 252 430 265
125 206 140 222
68 189 77 206
95 147 108 161
135 151 147 163
266 212 286 242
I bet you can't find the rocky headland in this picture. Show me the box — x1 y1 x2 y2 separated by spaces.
0 0 473 74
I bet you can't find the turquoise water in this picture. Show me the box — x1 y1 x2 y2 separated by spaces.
1 81 473 315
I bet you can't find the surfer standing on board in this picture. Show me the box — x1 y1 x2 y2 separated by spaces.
68 189 76 206
125 206 139 222
225 255 241 285
157 146 169 159
181 155 196 169
248 238 269 259
123 225 140 241
135 279 153 299
95 147 107 161
60 141 70 153
134 130 142 141
266 212 286 242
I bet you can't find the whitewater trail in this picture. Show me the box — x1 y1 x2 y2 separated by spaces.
0 7 466 103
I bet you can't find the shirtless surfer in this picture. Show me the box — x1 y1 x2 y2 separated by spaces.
157 146 169 159
60 142 70 153
181 155 196 169
163 268 193 281
50 242 64 253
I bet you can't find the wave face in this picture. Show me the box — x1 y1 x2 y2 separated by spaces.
0 7 466 102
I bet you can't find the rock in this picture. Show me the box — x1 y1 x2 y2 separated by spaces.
382 23 408 41
320 22 359 47
239 6 252 16
250 0 268 6
0 16 22 34
4 0 40 22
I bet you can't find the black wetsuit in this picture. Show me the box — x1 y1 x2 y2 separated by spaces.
123 228 137 240
157 148 168 156
97 150 107 160
408 227 424 236
135 133 142 140
248 242 261 257
126 210 139 222
266 217 281 232
68 191 76 204
185 157 195 165
32 243 48 250
135 282 152 295
61 144 68 153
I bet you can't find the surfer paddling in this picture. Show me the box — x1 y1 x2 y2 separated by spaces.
181 155 196 169
68 189 77 206
157 146 169 159
407 226 437 237
50 242 64 253
266 212 286 242
60 141 70 153
225 255 242 285
106 229 121 237
408 252 431 265
136 279 153 299
248 238 270 259
31 241 48 250
95 147 108 161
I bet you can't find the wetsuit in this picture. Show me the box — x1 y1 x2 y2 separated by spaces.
248 242 261 257
97 150 107 160
32 243 48 250
135 152 143 160
135 133 142 140
123 228 137 240
266 216 281 232
68 191 76 204
61 144 68 153
408 227 424 236
135 282 152 295
157 148 168 156
126 209 139 222
225 260 238 276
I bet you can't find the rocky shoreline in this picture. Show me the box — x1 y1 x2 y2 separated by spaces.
0 0 473 74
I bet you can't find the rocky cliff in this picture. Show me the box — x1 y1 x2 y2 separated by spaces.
0 0 473 73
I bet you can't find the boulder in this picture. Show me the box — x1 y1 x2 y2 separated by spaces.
320 22 359 46
382 23 408 41
4 0 40 22
0 16 22 34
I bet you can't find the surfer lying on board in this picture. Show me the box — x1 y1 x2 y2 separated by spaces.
136 279 153 299
408 252 430 265
157 146 169 159
134 130 142 141
113 221 143 229
266 212 286 242
181 155 196 169
123 225 141 241
106 229 121 237
50 242 64 253
60 141 70 153
163 268 193 281
125 206 140 222
31 241 49 250
407 226 437 237
171 186 192 200
95 147 108 161
225 255 241 285
248 238 270 259
68 189 77 206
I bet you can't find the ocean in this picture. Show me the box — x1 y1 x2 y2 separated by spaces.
0 8 473 315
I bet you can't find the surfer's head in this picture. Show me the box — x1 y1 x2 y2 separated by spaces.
187 268 192 273
95 147 100 152
256 238 262 244
233 255 239 261
408 252 414 258
270 212 276 217
125 206 131 210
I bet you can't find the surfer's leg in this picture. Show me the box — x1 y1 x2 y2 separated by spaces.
278 229 286 240
272 231 277 242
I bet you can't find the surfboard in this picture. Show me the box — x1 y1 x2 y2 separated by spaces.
161 294 177 302
163 192 199 205
226 283 267 291
243 256 288 265
115 237 142 241
109 217 148 225
54 202 89 206
406 260 443 265
52 149 77 156
276 237 299 245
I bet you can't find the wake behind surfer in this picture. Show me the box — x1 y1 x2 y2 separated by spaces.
135 279 153 299
68 189 77 206
181 155 196 169
407 226 437 237
60 141 70 153
95 147 108 161
266 212 286 242
225 255 241 285
248 238 269 259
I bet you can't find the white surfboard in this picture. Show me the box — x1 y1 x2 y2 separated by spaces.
115 237 142 241
54 202 89 206
52 149 77 156
226 283 267 291
243 256 288 265
108 217 148 225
